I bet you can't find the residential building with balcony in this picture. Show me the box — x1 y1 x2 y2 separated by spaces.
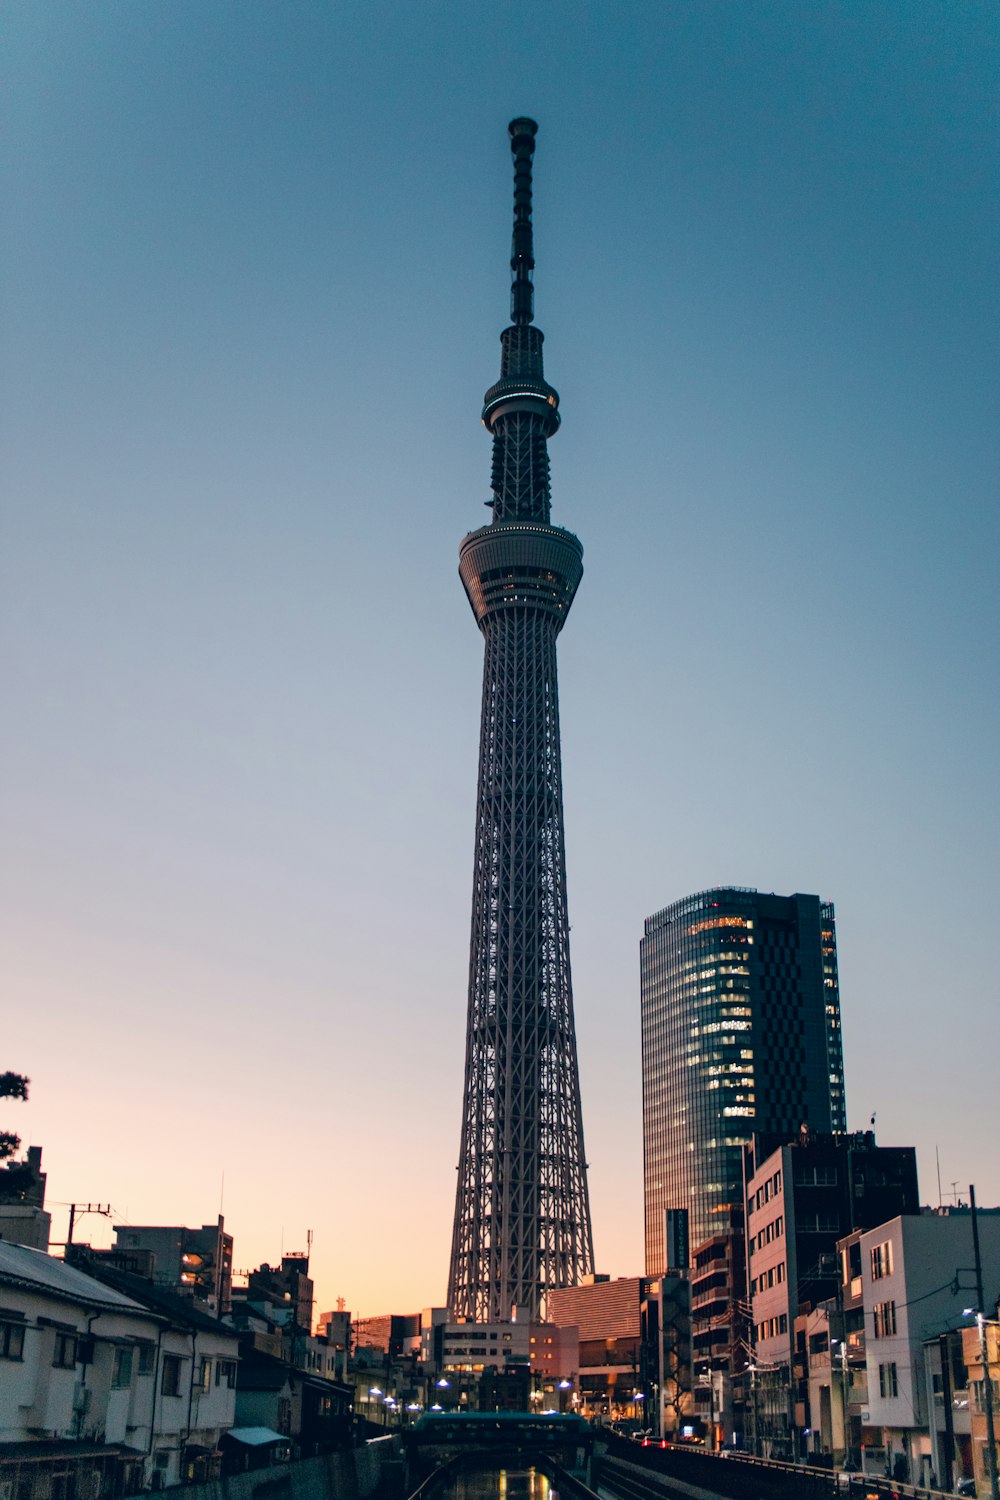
689 1206 748 1448
0 1240 239 1491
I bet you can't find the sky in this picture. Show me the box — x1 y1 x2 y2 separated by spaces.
2 1 998 1325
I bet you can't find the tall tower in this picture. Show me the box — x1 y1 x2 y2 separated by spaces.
640 887 847 1269
447 119 595 1323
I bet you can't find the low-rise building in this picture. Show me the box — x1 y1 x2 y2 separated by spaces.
233 1347 351 1455
111 1218 233 1314
0 1240 239 1491
855 1211 1000 1487
689 1206 747 1448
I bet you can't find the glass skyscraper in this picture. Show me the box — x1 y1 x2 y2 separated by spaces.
641 887 846 1271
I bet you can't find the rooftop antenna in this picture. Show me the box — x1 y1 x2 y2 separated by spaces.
936 1145 943 1209
508 117 537 326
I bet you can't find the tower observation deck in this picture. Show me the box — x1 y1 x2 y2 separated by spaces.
447 119 595 1322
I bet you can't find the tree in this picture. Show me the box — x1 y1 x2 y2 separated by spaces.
0 1071 35 1201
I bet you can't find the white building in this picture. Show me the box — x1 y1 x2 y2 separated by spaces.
0 1241 240 1490
858 1212 1000 1488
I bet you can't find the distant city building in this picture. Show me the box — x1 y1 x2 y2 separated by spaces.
546 1274 676 1428
744 1129 920 1459
352 1312 421 1359
245 1254 314 1333
420 1309 531 1375
641 888 847 1267
112 1216 233 1313
317 1308 351 1381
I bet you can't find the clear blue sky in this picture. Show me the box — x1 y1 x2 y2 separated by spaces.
3 1 997 1318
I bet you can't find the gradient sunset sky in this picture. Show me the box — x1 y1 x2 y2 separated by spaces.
3 1 997 1324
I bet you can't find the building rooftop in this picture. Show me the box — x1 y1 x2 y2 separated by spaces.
0 1240 149 1313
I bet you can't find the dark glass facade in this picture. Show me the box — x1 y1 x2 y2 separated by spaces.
641 888 847 1271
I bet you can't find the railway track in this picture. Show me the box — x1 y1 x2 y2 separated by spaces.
596 1445 841 1500
598 1453 708 1500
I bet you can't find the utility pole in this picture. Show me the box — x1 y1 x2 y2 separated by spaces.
970 1184 1000 1500
939 1331 956 1494
65 1203 113 1246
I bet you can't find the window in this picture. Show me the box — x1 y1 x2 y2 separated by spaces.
162 1354 182 1396
215 1359 237 1388
0 1321 25 1360
879 1362 898 1398
972 1380 1000 1414
871 1241 893 1280
137 1343 155 1376
111 1347 133 1388
52 1332 78 1369
873 1301 897 1339
195 1357 211 1391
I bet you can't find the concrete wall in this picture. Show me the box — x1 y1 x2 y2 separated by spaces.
180 1442 398 1500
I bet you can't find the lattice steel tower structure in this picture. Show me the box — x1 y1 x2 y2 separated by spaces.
447 119 595 1323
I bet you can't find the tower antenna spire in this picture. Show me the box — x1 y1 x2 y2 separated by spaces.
508 117 537 326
